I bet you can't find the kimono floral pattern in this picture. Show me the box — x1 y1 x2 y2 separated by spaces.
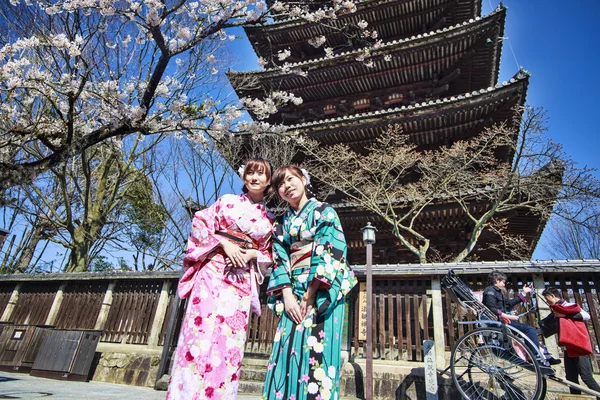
167 193 275 400
263 199 357 400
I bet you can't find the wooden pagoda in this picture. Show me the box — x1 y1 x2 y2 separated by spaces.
228 0 547 264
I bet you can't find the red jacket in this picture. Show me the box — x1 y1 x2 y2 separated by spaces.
549 301 592 357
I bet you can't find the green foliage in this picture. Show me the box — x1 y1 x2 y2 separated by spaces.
90 255 113 272
122 172 168 251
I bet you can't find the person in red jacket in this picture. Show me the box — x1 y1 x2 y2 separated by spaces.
542 287 600 397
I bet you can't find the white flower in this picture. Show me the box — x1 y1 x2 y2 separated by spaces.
308 382 319 394
313 342 324 353
314 367 326 381
308 36 327 48
189 345 200 357
199 339 211 352
226 337 236 348
238 164 245 178
277 49 291 61
357 20 368 29
315 245 324 255
301 168 311 185
211 355 222 367
328 366 337 378
275 303 284 313
322 376 333 390
306 336 318 346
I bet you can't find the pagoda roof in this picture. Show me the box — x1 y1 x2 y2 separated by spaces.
246 0 483 62
229 7 506 121
287 70 529 149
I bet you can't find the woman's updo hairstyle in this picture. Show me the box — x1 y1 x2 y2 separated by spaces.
240 158 273 196
271 165 315 199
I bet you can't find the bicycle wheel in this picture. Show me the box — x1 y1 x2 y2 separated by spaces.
450 327 546 400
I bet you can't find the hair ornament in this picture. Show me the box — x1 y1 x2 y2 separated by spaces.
238 164 245 179
301 168 311 185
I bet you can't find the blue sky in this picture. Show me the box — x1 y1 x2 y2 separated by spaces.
4 1 596 269
227 0 600 260
482 0 600 258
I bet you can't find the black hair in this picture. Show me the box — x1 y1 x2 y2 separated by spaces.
541 287 562 299
487 271 508 286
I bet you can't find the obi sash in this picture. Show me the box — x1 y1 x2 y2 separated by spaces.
290 240 313 271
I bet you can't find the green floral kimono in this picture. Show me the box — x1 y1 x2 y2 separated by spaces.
263 199 357 400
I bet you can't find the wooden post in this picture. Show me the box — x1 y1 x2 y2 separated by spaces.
155 296 183 387
533 273 564 378
45 282 68 326
94 281 117 330
148 280 172 347
0 282 22 322
430 277 446 369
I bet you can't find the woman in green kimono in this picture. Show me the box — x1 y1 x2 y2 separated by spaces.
263 165 357 400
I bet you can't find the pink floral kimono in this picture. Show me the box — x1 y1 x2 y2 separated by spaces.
167 193 275 400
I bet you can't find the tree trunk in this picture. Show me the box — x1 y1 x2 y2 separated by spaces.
15 231 43 273
65 221 104 272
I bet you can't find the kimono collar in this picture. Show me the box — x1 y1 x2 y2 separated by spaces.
288 197 316 216
241 193 266 208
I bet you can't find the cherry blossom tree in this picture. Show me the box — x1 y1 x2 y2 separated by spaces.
0 0 367 190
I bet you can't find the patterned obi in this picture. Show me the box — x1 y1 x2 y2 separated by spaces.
290 240 312 271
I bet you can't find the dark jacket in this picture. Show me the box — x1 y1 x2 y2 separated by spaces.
482 284 526 317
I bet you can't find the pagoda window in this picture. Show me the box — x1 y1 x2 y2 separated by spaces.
385 93 404 105
323 104 336 115
352 98 370 111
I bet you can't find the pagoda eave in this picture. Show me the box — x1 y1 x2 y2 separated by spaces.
231 7 505 105
288 72 528 149
247 0 483 62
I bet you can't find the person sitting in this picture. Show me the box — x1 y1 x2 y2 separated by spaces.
482 271 560 367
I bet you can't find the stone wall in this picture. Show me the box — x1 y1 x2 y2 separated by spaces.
92 351 161 387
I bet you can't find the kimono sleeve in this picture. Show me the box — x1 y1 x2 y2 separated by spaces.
310 205 347 289
266 222 292 295
182 197 224 271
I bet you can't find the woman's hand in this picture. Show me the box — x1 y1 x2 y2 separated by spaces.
299 282 319 319
299 295 315 320
224 248 257 269
502 312 519 321
282 288 303 325
220 240 246 269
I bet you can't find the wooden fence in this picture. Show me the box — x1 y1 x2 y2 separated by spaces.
0 262 599 371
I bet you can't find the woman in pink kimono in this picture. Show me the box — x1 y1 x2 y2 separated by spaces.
167 159 276 400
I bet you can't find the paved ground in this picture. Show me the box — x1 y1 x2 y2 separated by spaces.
0 372 262 399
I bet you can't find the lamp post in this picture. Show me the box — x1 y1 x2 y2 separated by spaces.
361 222 377 400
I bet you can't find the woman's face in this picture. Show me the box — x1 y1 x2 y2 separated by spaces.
277 170 306 205
244 165 270 196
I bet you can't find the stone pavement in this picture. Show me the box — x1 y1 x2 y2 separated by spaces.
0 372 262 400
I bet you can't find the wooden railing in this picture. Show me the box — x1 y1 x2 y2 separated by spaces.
54 281 107 330
352 293 433 362
0 265 599 371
